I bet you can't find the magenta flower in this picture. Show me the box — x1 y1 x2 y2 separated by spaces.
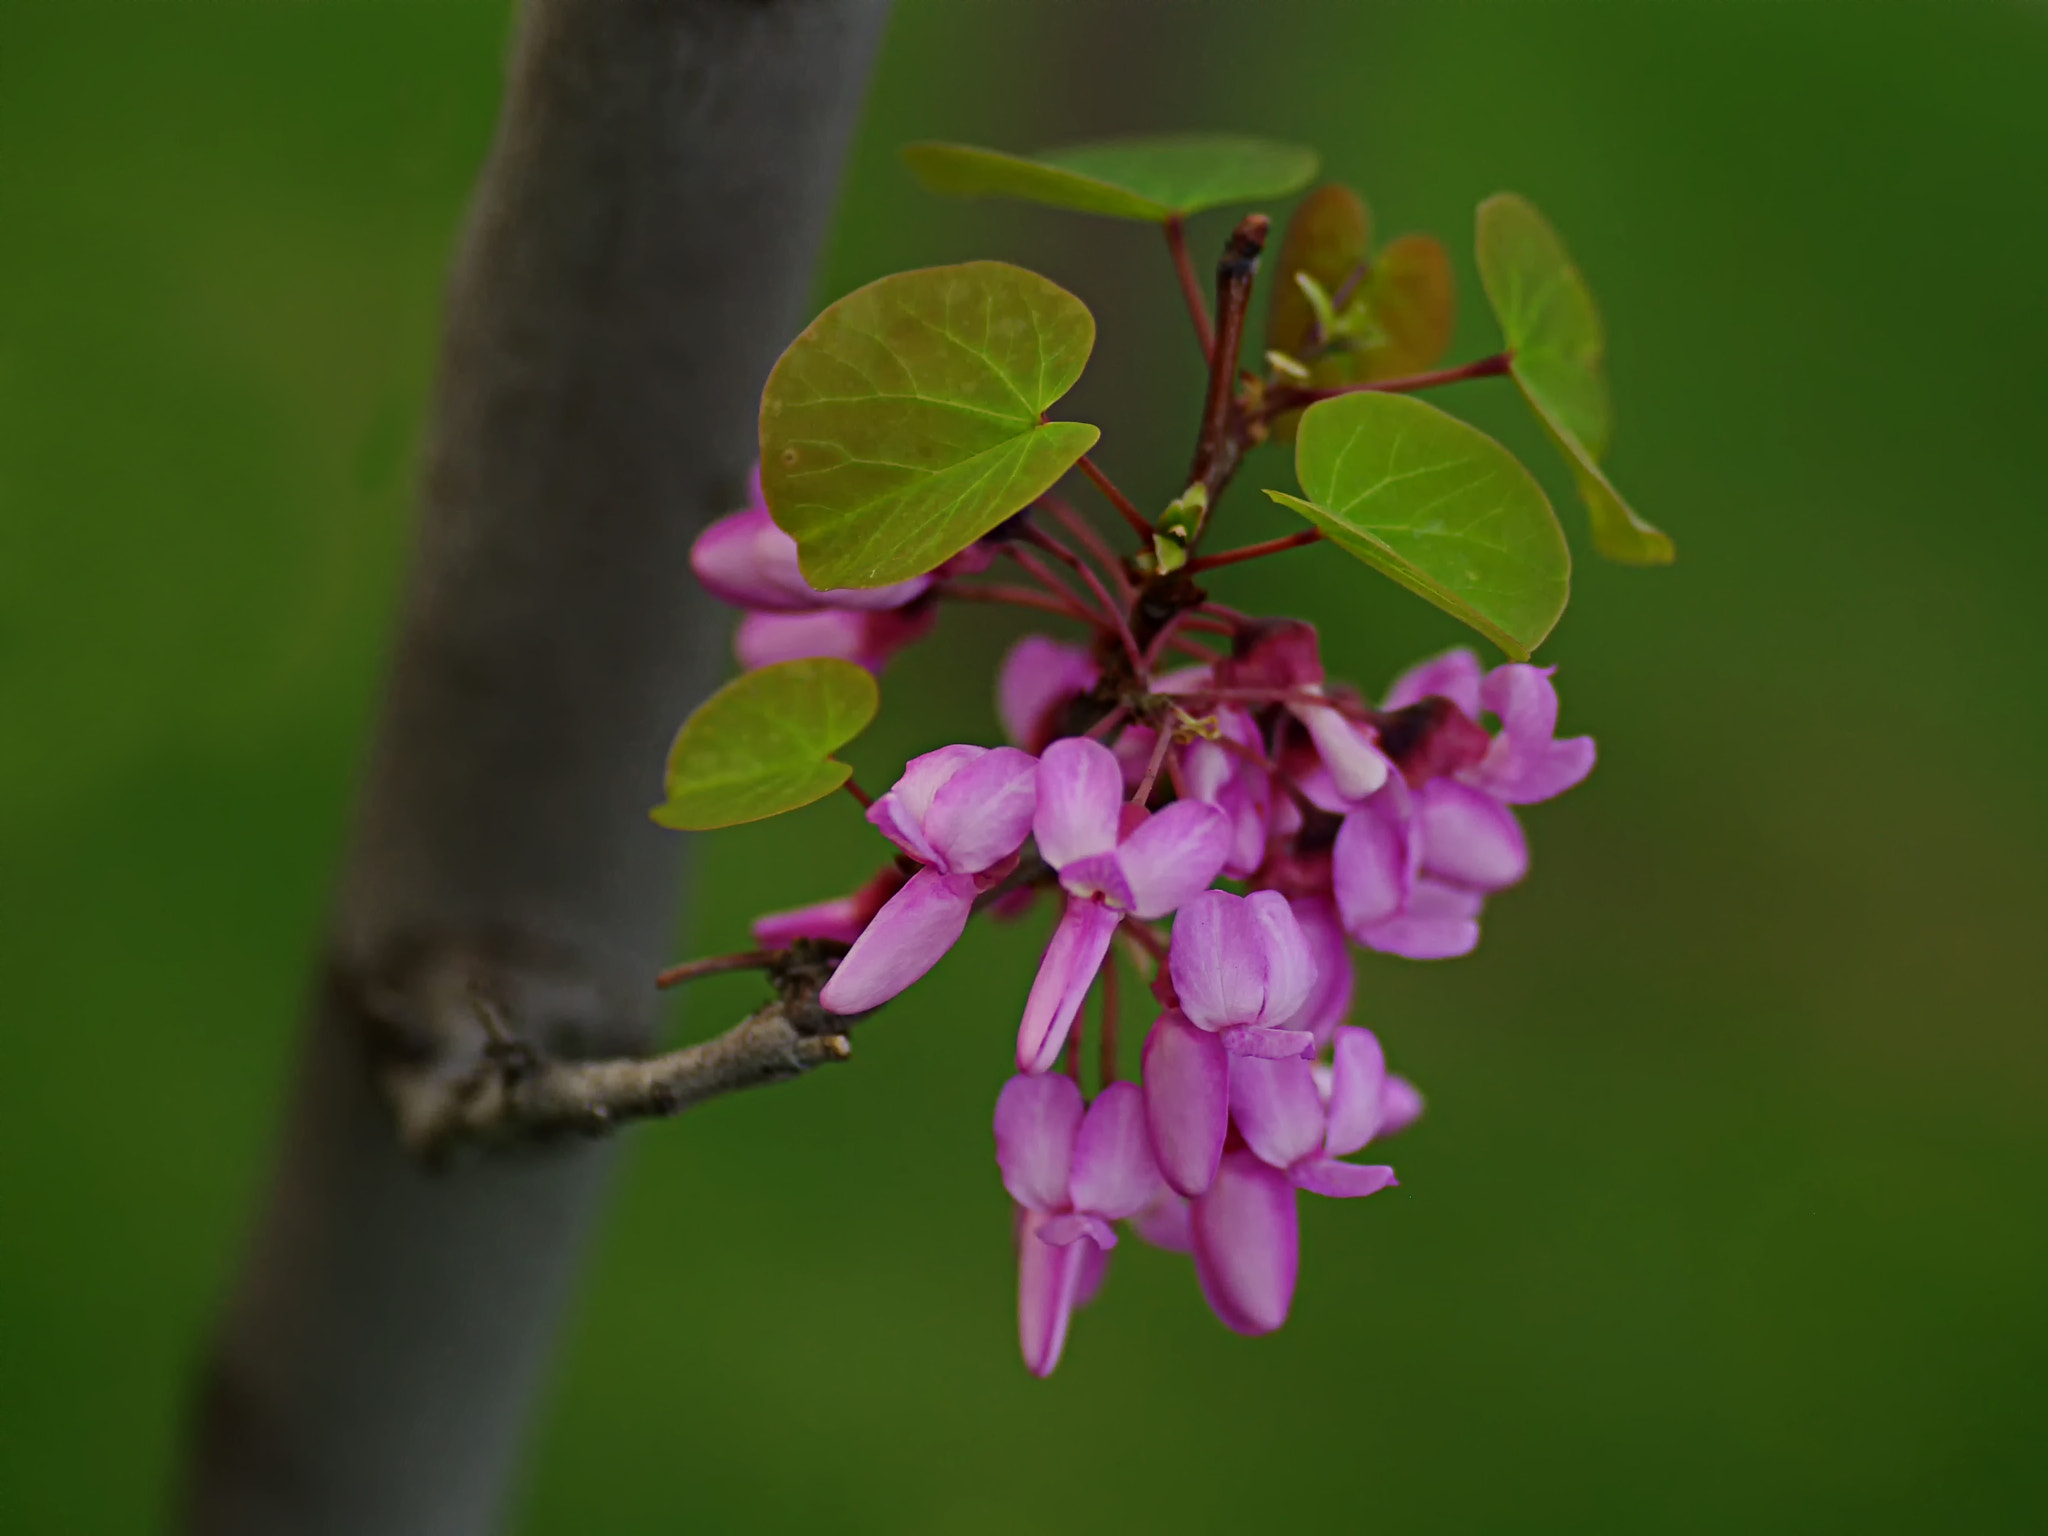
1192 1026 1413 1335
998 635 1100 753
994 1074 1162 1376
751 865 908 949
735 603 936 675
1180 705 1271 879
818 746 1038 1014
1014 738 1230 1074
691 472 932 613
1141 889 1320 1198
1384 649 1596 805
1216 621 1390 801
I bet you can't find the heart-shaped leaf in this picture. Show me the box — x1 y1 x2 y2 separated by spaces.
901 135 1317 223
1475 192 1673 565
652 658 879 832
759 262 1100 590
1264 185 1455 441
1265 392 1570 660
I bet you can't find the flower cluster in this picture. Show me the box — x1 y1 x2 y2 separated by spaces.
689 476 1596 1376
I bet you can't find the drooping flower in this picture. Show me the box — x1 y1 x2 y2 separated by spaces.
818 746 1038 1014
1192 1026 1414 1335
994 1073 1162 1376
735 603 936 675
1014 738 1230 1074
998 635 1100 753
1141 889 1320 1198
751 865 908 949
691 471 932 613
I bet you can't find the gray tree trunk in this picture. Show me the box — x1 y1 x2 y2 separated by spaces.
183 3 890 1532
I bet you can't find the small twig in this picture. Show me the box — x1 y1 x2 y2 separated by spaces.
1185 214 1269 514
1184 529 1323 574
1021 524 1144 676
1077 454 1153 541
1164 215 1215 362
1040 494 1135 604
1082 703 1130 742
841 778 873 811
1005 543 1101 627
1261 351 1513 419
655 949 776 990
936 579 1094 624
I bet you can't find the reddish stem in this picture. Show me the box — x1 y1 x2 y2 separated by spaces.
936 580 1092 624
1183 528 1323 574
1263 351 1513 417
1164 215 1215 363
1022 525 1145 676
1083 704 1129 742
655 949 774 990
841 778 872 811
1077 454 1153 541
1004 544 1101 626
1040 494 1134 604
1131 723 1175 807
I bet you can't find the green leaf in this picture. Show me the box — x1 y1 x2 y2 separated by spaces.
759 262 1101 590
1266 392 1570 660
1264 186 1454 442
1475 192 1674 565
901 135 1317 223
651 659 879 832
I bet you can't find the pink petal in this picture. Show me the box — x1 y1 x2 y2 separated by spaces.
1219 1025 1317 1059
1291 1158 1398 1199
1117 800 1230 919
1383 648 1483 717
1142 1011 1231 1197
1229 1053 1327 1170
998 636 1099 751
868 745 984 865
1072 1234 1111 1309
925 745 1039 875
993 1072 1083 1210
1017 1205 1087 1377
1034 737 1124 870
1357 878 1484 960
1416 780 1529 892
1245 889 1317 1025
1277 896 1352 1047
1472 664 1595 803
1322 1025 1388 1158
1057 850 1136 910
816 866 977 1012
690 506 818 612
1333 783 1419 936
1015 896 1120 1073
1379 1075 1425 1137
1039 1212 1119 1250
1069 1081 1162 1220
1149 663 1214 695
1131 1189 1193 1254
1291 698 1391 801
1191 1149 1300 1336
1167 889 1264 1030
750 893 866 948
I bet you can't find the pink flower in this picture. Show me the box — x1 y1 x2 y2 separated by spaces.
1141 890 1321 1198
691 471 932 613
994 1074 1162 1376
1216 621 1390 801
1193 1026 1414 1336
751 865 908 949
1014 738 1230 1074
998 635 1100 752
818 746 1038 1014
1180 705 1271 879
735 603 936 675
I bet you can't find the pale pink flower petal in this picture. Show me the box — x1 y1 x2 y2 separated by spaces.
924 745 1039 875
868 745 984 864
1068 1081 1162 1220
1033 737 1124 869
1230 1053 1327 1170
1383 647 1483 716
1378 1075 1426 1137
1017 1206 1087 1377
1131 1188 1193 1253
1417 780 1529 891
1117 800 1230 918
998 636 1098 750
1279 896 1352 1047
1219 1025 1316 1059
690 506 819 612
817 866 977 1012
1072 1235 1110 1308
1291 1159 1398 1199
1142 1011 1231 1197
1246 889 1317 1025
1471 663 1596 804
1322 1025 1388 1158
1357 878 1484 960
1333 785 1418 935
1168 889 1265 1030
1056 851 1135 911
1015 896 1120 1073
993 1072 1084 1211
1192 1149 1299 1336
752 894 866 948
1039 1212 1119 1250
1292 699 1390 801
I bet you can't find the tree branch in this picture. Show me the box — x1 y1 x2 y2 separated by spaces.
182 3 892 1534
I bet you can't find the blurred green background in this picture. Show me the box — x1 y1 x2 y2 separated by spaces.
4 1 2045 1530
